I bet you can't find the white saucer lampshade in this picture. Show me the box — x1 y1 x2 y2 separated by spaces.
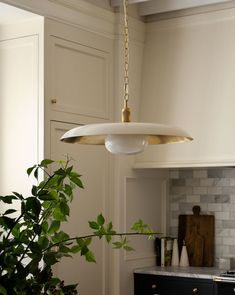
60 122 192 155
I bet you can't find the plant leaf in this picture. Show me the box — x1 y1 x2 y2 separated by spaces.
97 214 105 226
53 207 66 221
38 194 56 201
3 209 17 215
69 175 84 188
88 221 99 230
0 216 15 229
33 224 42 235
60 201 70 216
85 250 96 263
40 159 54 168
27 165 36 176
12 192 24 200
0 195 18 203
43 252 58 266
26 197 41 219
0 285 7 295
48 221 60 234
39 236 49 249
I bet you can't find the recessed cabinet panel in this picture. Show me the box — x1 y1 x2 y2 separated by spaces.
0 35 40 196
125 178 167 261
50 121 110 295
50 37 109 119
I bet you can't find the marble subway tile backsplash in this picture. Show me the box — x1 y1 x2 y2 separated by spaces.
169 168 235 259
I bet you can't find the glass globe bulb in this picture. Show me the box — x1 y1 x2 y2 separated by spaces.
105 134 148 155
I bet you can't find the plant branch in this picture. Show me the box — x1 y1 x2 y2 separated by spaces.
5 212 24 240
43 232 159 252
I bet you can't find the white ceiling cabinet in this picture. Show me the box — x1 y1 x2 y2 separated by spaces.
135 8 235 168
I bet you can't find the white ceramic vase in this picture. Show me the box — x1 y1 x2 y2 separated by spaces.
179 243 189 267
171 238 179 266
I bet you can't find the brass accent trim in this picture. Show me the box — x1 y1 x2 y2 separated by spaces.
122 106 131 122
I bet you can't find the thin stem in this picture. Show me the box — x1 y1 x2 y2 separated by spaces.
5 212 24 240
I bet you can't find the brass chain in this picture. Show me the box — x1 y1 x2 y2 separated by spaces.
123 0 129 108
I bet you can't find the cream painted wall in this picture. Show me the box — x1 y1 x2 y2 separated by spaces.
136 6 235 168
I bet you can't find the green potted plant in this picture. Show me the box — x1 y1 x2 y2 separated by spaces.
0 158 155 294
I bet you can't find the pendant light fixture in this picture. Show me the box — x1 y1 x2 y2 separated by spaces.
61 0 193 155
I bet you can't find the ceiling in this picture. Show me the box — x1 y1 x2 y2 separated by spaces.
111 0 235 16
0 3 41 25
0 0 234 23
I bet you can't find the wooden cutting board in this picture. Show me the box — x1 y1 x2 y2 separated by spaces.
178 206 215 267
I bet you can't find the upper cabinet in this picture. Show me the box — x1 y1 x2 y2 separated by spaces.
44 19 113 124
135 8 235 168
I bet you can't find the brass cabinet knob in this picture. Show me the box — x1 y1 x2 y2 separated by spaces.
51 98 57 104
151 284 157 289
192 288 199 294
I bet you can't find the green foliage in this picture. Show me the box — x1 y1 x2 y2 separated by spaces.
0 158 156 295
131 219 155 240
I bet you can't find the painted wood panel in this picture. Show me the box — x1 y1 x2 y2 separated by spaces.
136 9 235 168
49 36 110 120
50 121 111 295
0 35 40 196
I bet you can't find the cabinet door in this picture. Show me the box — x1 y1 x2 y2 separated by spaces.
47 34 111 121
50 121 111 295
160 277 214 295
134 274 162 295
134 274 214 295
0 34 42 197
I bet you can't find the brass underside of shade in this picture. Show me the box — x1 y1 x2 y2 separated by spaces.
61 135 193 145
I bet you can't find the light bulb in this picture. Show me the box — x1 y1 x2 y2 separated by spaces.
105 134 148 155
